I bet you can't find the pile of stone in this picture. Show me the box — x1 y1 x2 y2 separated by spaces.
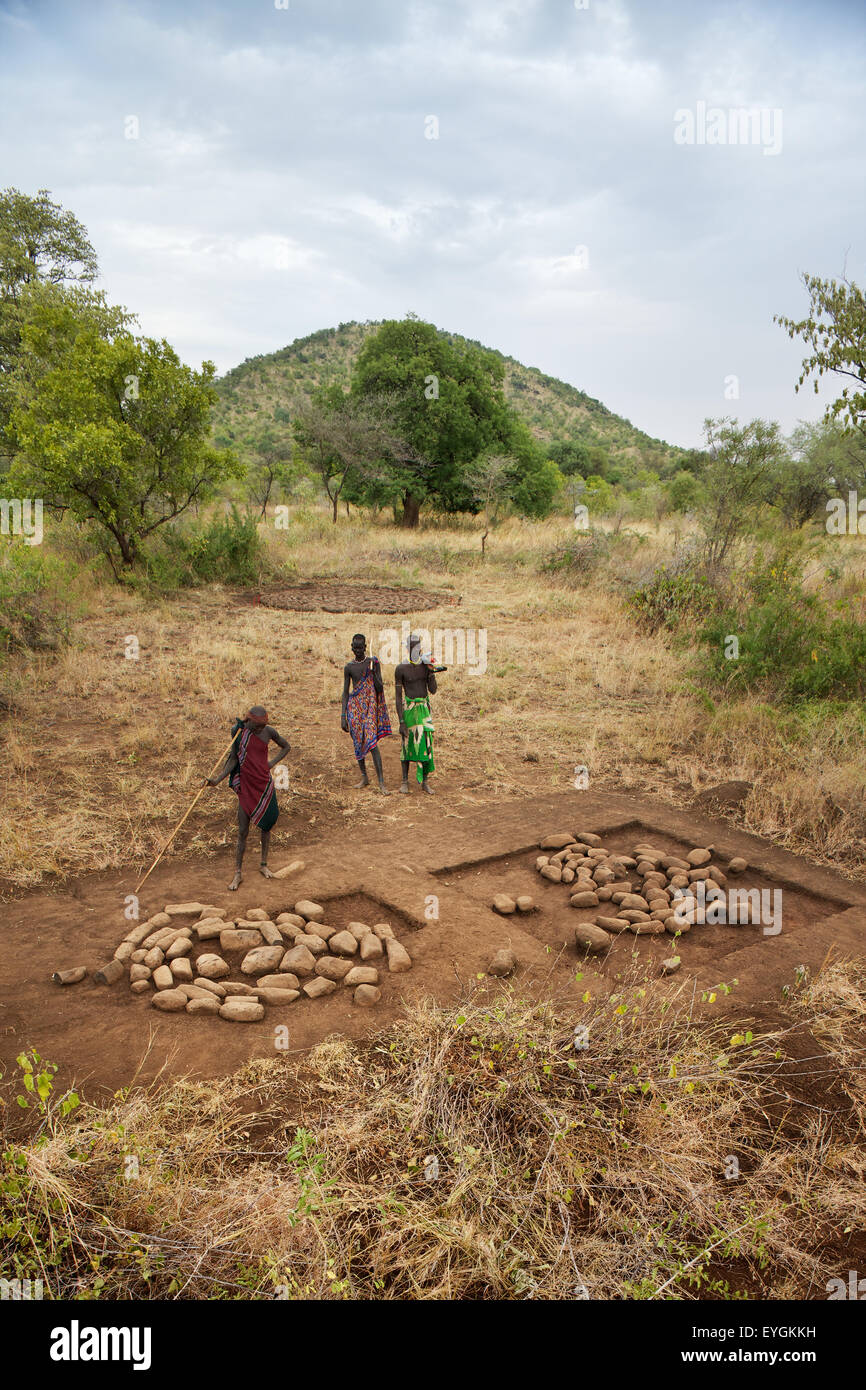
97 899 412 1021
534 831 748 959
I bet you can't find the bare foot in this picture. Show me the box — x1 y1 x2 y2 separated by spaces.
378 784 390 796
260 864 274 879
356 777 370 789
398 782 410 794
228 872 242 891
422 781 434 795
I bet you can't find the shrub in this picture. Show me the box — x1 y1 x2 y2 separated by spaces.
0 542 80 653
539 530 612 583
626 561 718 633
140 507 265 590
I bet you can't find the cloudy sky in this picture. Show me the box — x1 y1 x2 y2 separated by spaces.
2 0 863 447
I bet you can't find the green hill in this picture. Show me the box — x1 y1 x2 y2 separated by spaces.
212 320 685 474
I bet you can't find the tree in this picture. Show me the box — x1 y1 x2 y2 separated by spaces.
0 188 99 453
293 385 404 522
351 317 522 526
546 439 590 476
241 420 297 518
8 290 241 573
771 420 866 527
775 272 866 430
667 469 703 513
697 417 784 568
464 454 513 555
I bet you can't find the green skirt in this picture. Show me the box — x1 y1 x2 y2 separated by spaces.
402 697 434 785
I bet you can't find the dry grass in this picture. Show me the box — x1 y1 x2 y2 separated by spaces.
3 958 863 1300
1 507 865 889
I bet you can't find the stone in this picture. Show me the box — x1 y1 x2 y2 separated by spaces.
540 865 562 882
561 868 575 885
129 964 152 983
516 896 534 913
130 979 152 995
170 958 194 983
244 908 270 921
372 923 395 940
665 917 689 934
539 832 576 849
166 936 192 960
687 848 712 868
576 832 603 847
95 959 125 985
152 988 188 1012
344 966 380 987
294 900 325 922
280 944 317 977
728 857 748 875
164 902 207 917
255 988 300 1006
195 919 226 941
626 921 665 935
152 965 174 990
114 941 135 963
303 976 337 999
276 912 307 929
359 934 384 961
143 946 165 969
595 916 631 932
123 920 157 948
192 977 227 998
186 996 221 1016
535 856 550 869
329 931 359 957
272 859 305 878
669 873 690 889
176 983 214 999
131 950 147 963
196 953 231 980
294 933 328 955
219 998 265 1022
314 923 337 941
220 928 263 951
487 949 517 977
688 867 711 883
353 984 382 1007
619 910 652 924
385 939 412 973
346 921 372 940
240 945 286 977
258 921 284 945
258 973 300 990
708 867 727 887
618 893 650 911
575 923 612 953
569 890 599 908
198 906 227 920
315 956 354 982
661 957 682 975
221 981 256 995
492 894 516 915
144 911 171 929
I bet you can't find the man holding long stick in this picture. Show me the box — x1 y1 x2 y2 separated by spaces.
205 706 290 890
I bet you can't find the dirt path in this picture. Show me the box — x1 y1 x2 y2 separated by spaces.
2 790 864 1109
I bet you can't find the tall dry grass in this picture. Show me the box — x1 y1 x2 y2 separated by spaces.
3 956 862 1300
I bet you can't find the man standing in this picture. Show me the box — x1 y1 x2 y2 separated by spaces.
205 706 290 890
395 633 437 795
341 633 392 794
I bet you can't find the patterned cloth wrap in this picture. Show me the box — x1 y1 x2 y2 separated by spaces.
346 660 392 760
228 720 279 829
402 696 434 785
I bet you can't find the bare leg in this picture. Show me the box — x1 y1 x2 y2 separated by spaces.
260 827 274 878
421 772 434 796
229 806 250 891
356 757 370 789
371 746 389 794
399 758 411 794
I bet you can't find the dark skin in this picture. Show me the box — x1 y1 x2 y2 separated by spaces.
341 636 389 794
204 718 290 890
395 637 437 795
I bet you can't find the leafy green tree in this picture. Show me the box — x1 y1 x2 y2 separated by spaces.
698 417 785 568
293 385 403 522
0 187 99 452
776 272 866 430
9 290 240 574
667 469 703 513
546 439 590 476
351 317 532 526
240 419 297 517
771 420 866 527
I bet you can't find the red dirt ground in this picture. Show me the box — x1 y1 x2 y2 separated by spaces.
1 790 864 1110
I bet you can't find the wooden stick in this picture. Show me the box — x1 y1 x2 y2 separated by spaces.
135 730 240 894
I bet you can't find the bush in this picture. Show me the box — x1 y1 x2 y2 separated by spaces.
626 561 718 633
140 507 266 590
539 530 612 583
0 542 80 653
